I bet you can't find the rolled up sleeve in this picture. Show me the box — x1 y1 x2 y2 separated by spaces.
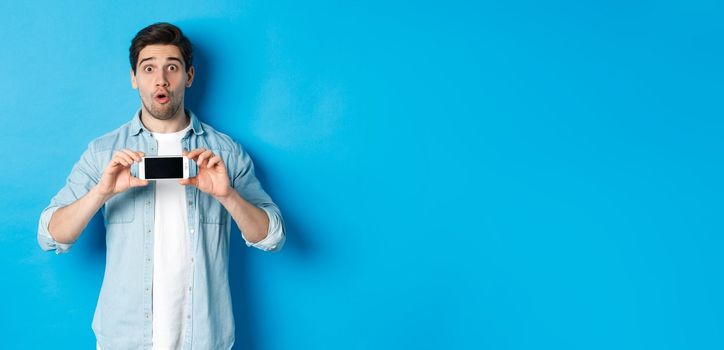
231 144 286 252
38 206 73 254
37 143 100 254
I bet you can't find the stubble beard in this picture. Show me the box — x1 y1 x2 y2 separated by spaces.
141 95 183 121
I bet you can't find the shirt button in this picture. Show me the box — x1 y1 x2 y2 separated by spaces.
146 258 151 262
188 286 192 292
191 258 194 262
188 201 193 206
190 229 195 234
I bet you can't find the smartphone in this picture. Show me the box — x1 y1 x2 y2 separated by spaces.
139 156 190 180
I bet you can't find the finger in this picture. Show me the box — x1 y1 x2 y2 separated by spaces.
179 177 198 187
112 155 131 168
130 177 149 187
185 148 207 160
128 149 143 162
120 149 142 162
196 156 208 168
196 150 214 166
114 151 134 166
206 155 223 169
118 156 132 167
108 158 125 170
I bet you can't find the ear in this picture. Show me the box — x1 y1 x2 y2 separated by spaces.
130 68 138 89
185 66 195 88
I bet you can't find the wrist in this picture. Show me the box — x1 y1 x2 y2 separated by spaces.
214 186 238 205
91 185 114 204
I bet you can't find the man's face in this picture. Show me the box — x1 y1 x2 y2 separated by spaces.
131 44 194 121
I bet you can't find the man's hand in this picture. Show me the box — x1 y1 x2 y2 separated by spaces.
96 149 149 199
47 149 148 244
182 148 270 243
180 148 232 198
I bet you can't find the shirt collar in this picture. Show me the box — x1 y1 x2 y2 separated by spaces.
130 108 204 136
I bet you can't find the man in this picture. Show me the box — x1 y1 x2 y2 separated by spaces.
37 22 285 349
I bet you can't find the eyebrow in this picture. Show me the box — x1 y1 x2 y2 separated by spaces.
138 56 184 67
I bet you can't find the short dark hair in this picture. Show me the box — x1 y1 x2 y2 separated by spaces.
129 22 193 74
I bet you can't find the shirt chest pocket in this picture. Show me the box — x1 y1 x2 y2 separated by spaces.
103 188 136 224
198 191 227 225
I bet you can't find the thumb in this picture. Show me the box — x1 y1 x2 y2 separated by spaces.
130 177 149 187
179 177 198 187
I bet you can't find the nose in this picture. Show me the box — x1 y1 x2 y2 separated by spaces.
154 71 169 88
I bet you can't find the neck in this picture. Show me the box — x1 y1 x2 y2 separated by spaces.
139 105 190 133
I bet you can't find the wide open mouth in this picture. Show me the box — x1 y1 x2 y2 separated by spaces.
154 91 170 104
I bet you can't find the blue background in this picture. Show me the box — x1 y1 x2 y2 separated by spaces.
1 0 722 349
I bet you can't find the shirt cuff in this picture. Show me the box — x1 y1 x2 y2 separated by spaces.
37 206 73 254
242 206 285 252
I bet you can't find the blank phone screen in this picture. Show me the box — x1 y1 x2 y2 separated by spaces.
145 157 183 179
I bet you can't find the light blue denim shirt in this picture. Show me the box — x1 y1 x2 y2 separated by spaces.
37 109 285 349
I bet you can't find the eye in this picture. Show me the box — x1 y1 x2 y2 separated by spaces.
168 65 178 71
144 66 153 73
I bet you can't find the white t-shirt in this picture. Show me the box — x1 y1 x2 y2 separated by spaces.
96 119 287 349
151 123 193 349
97 122 192 350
